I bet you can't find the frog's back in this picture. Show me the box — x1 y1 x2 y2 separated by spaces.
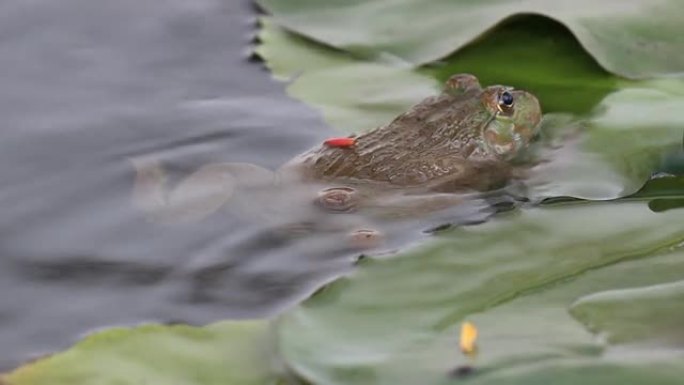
293 89 491 186
286 73 542 193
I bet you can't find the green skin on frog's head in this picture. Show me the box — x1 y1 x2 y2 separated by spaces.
478 85 542 160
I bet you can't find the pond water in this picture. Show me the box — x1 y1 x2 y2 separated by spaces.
0 0 349 369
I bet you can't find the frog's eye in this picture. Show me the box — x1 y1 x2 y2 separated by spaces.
498 91 514 108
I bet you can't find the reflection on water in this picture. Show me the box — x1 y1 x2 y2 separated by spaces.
127 156 508 306
0 0 522 370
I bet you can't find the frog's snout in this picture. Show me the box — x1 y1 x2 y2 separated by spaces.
512 91 542 141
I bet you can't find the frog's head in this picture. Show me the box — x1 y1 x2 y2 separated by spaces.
479 85 542 160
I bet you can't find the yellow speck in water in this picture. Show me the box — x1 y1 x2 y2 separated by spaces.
459 321 478 355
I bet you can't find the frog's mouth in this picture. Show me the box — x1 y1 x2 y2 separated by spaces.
482 115 527 160
481 90 542 160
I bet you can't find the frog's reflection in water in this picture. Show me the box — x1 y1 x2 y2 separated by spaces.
131 157 520 312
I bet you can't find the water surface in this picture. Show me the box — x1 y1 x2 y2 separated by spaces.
0 0 335 368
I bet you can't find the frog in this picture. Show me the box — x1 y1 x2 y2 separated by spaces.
131 74 542 244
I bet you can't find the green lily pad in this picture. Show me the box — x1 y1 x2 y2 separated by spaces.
256 0 684 79
423 15 619 115
256 18 437 132
526 81 684 200
258 16 618 119
255 18 356 82
632 176 684 200
276 201 684 385
570 280 684 345
2 321 279 385
660 149 684 175
626 176 684 212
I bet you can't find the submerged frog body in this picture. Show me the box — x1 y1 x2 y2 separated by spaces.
132 74 542 234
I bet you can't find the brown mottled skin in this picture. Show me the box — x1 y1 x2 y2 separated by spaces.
131 74 542 224
286 73 542 193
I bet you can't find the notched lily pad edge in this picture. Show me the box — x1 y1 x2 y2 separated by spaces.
428 12 619 75
254 5 647 80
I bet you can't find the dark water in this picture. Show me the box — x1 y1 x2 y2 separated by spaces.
0 0 341 369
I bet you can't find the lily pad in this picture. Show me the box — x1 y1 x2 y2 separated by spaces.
257 16 619 119
256 0 684 79
257 19 684 200
255 18 356 82
256 18 437 132
424 15 619 115
570 280 684 345
276 202 684 385
628 176 684 212
2 320 279 385
632 176 684 200
526 81 684 200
